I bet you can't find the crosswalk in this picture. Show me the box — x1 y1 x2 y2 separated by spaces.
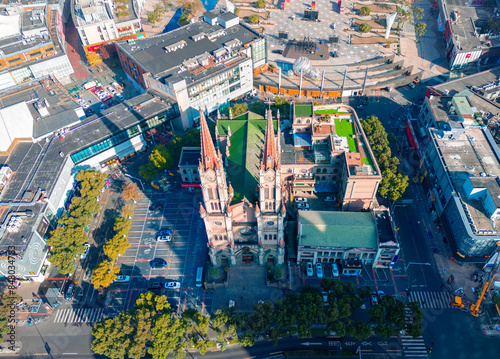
408 291 452 309
402 308 428 358
52 308 105 324
401 336 428 358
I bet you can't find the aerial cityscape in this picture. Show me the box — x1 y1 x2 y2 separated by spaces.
1 0 500 358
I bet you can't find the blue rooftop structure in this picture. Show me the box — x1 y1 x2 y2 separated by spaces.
294 133 312 147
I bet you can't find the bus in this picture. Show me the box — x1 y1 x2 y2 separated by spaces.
195 267 203 288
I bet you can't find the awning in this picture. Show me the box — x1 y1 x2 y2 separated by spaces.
294 133 312 147
314 183 337 193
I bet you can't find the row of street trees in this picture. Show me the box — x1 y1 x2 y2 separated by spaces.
91 280 423 359
361 116 409 201
91 182 142 289
47 170 107 275
139 129 200 180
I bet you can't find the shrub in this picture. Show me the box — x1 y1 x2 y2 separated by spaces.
359 6 371 16
274 266 283 280
255 0 266 8
249 14 260 24
359 23 372 33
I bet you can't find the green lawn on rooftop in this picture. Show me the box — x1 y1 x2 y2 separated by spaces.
295 104 313 117
314 109 352 115
334 117 358 152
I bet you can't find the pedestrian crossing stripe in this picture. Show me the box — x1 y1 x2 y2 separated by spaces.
408 291 452 309
52 308 104 323
401 335 428 358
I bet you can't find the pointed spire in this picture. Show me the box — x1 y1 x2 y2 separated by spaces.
199 111 220 171
217 108 221 120
228 183 234 197
255 203 260 213
261 109 279 171
277 109 280 120
229 108 233 120
199 203 206 214
281 203 286 214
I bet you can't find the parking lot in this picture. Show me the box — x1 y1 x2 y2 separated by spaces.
105 188 212 315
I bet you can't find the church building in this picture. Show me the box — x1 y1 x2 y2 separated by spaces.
198 110 286 267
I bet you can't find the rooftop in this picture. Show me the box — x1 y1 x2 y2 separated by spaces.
430 126 500 233
217 112 276 203
298 211 378 249
445 1 500 51
374 209 396 244
116 21 262 86
0 92 176 254
73 0 138 26
179 147 201 167
0 79 83 143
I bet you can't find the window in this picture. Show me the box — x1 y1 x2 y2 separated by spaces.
264 234 268 240
316 168 321 173
322 168 327 173
193 170 198 174
183 170 187 174
184 177 189 181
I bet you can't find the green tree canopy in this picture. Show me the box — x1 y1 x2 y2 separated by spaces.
359 6 371 16
378 169 409 201
359 23 372 33
91 261 120 289
249 14 260 24
255 0 266 8
149 144 173 169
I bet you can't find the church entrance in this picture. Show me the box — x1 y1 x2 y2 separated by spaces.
241 247 254 264
267 255 275 264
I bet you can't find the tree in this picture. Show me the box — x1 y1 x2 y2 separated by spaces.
47 226 88 274
349 321 372 340
193 312 209 335
374 323 394 339
122 182 143 201
414 22 427 38
99 43 116 59
180 0 204 15
250 101 266 116
359 23 372 33
139 162 160 180
122 204 136 218
193 338 213 354
148 11 162 25
91 261 120 289
229 103 248 117
406 320 423 338
91 312 135 359
378 169 409 201
210 309 229 331
149 144 173 169
255 0 266 8
368 304 386 324
0 293 21 340
359 6 371 16
239 330 256 346
249 14 260 24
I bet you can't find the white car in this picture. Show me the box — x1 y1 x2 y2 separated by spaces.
165 281 181 289
297 203 310 210
296 197 308 203
324 196 336 202
316 263 323 278
116 94 124 101
114 275 131 283
81 243 90 259
306 262 314 277
107 86 117 95
409 82 416 89
332 263 340 278
322 291 329 306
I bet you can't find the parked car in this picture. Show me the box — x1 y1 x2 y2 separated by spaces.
65 283 75 301
298 207 311 211
114 275 131 283
371 292 378 305
377 290 385 299
316 263 323 278
306 262 314 277
107 86 117 95
322 291 329 306
324 196 336 202
272 49 283 54
297 203 310 210
165 281 181 289
409 82 416 89
150 259 167 268
116 94 124 101
81 243 90 259
99 104 106 112
332 263 339 278
296 197 308 203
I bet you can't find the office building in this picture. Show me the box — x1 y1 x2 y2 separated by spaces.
115 11 267 129
0 81 179 279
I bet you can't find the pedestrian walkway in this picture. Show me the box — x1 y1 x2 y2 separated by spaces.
408 291 452 309
52 307 104 324
401 335 428 358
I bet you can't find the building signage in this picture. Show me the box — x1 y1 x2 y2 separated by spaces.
181 183 201 188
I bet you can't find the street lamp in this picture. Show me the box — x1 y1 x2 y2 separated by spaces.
124 173 145 191
405 262 431 272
